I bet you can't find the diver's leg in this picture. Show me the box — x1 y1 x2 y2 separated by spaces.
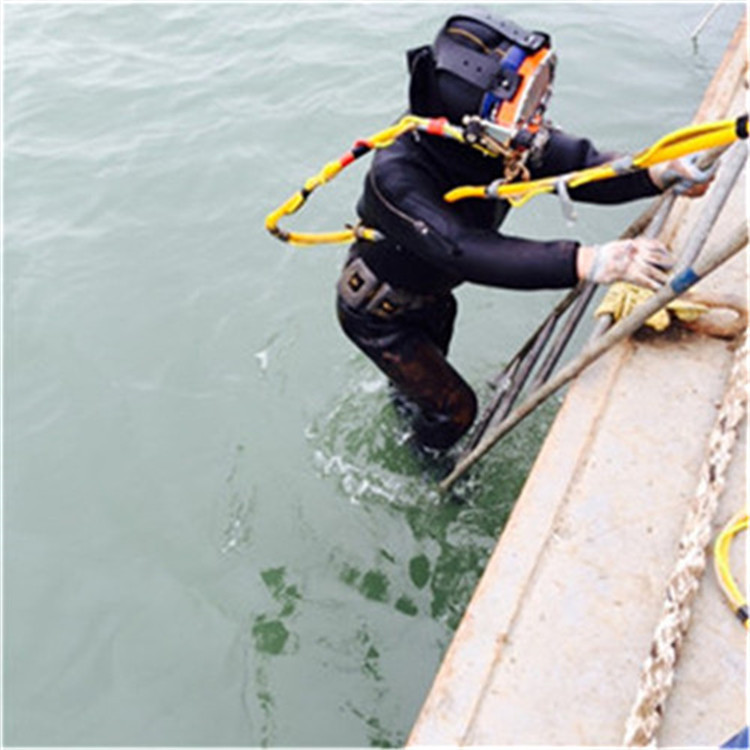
380 332 477 450
337 298 476 450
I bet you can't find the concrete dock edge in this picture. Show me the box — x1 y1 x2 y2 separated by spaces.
408 16 748 748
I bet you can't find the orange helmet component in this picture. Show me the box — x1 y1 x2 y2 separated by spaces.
490 47 556 137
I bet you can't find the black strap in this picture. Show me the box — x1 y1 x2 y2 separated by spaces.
443 13 548 52
736 114 748 140
431 13 549 100
433 31 504 91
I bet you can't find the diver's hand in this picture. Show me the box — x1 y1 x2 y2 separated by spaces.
577 238 675 291
649 153 717 197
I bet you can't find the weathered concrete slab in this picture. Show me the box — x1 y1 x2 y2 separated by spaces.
408 16 747 748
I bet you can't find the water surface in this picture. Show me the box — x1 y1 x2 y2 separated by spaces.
4 3 744 746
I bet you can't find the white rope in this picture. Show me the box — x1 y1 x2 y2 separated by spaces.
622 331 748 747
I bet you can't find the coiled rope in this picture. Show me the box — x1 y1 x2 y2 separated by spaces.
622 330 748 747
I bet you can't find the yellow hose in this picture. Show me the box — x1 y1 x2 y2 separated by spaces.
713 509 749 629
265 115 468 246
266 114 747 246
444 116 746 204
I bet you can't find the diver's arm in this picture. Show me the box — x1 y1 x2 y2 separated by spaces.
370 171 672 292
444 228 580 289
370 175 580 289
535 129 662 204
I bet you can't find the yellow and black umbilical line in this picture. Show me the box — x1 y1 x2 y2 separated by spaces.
265 114 748 247
264 116 468 246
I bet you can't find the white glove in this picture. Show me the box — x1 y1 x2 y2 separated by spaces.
584 238 675 291
650 153 718 196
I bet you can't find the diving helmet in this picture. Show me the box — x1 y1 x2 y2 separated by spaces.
408 11 556 146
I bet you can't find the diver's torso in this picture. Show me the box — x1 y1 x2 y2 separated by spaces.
349 131 510 294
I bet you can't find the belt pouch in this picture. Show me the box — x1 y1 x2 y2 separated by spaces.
337 256 380 309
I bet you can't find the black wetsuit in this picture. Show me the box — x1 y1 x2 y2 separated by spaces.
336 125 661 449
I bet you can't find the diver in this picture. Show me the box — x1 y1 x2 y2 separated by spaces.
335 11 715 454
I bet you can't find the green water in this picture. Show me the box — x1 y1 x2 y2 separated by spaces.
4 3 744 746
